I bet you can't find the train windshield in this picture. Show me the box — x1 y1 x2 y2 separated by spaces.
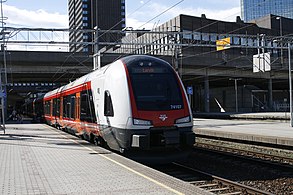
127 59 184 111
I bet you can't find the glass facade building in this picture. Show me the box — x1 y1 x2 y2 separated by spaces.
68 0 126 53
241 0 293 22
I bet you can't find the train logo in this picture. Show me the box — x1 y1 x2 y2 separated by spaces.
159 114 168 121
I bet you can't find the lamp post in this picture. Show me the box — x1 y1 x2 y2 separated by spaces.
230 78 242 112
276 16 283 65
288 42 293 127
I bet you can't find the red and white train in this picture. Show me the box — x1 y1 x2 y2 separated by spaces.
43 55 194 153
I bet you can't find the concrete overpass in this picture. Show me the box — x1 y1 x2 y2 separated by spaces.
0 50 289 113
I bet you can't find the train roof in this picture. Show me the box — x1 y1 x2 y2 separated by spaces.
44 60 112 98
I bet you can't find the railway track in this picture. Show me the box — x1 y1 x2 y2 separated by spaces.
154 162 273 195
195 137 293 166
150 137 292 194
186 143 292 194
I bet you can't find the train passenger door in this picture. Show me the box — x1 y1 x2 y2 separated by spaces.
76 93 80 121
91 77 104 125
75 93 81 131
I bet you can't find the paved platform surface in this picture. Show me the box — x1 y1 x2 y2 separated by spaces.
0 123 210 195
193 113 293 147
194 112 291 120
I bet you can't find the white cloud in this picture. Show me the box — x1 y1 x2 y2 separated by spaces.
3 4 68 28
126 17 159 30
163 5 241 22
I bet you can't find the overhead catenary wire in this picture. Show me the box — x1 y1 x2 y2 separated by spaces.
2 2 292 85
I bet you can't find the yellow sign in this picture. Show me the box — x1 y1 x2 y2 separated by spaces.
216 37 231 51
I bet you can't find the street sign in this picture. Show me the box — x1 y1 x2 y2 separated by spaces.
187 86 193 95
216 37 231 51
253 52 271 73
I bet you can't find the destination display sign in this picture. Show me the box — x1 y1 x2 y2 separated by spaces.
131 66 166 74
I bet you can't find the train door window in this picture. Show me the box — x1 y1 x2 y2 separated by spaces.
70 95 75 119
63 96 71 118
80 90 96 123
44 101 47 114
56 98 60 117
63 96 66 118
44 101 51 115
75 94 80 120
53 98 60 117
80 93 86 121
104 91 114 117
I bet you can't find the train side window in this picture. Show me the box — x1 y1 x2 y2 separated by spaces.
63 95 71 118
104 91 114 117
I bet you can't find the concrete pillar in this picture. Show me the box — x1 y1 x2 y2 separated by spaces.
204 76 210 112
268 78 273 110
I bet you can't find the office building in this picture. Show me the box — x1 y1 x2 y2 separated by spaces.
68 0 126 53
104 14 293 112
241 0 293 22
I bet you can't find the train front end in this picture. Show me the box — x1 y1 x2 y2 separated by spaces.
122 55 194 152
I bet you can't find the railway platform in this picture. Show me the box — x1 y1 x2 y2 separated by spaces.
193 112 293 148
0 123 211 195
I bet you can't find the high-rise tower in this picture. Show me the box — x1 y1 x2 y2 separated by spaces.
68 0 126 53
241 0 293 22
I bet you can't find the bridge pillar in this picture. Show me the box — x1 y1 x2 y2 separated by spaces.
204 75 210 112
268 78 273 110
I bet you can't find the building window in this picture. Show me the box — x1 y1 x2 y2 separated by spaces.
83 17 88 21
182 30 192 40
82 4 88 8
82 10 88 15
233 36 240 45
193 32 201 41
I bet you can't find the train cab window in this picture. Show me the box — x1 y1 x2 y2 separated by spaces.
127 60 184 111
80 90 96 123
104 91 114 117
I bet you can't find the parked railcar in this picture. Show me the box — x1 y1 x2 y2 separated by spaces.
43 55 194 153
23 95 44 122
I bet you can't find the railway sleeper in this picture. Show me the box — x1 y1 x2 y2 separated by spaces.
197 183 218 188
208 187 229 193
221 192 242 195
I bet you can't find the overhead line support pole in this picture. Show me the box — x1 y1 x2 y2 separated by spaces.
289 42 293 127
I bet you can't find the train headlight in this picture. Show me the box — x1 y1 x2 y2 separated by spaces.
175 116 191 124
133 118 152 126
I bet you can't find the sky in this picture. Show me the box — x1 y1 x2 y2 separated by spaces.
2 0 241 29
